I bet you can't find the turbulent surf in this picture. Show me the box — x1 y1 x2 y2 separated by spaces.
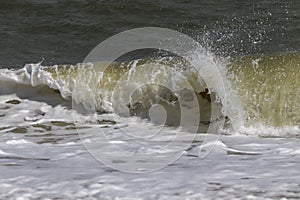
0 52 299 136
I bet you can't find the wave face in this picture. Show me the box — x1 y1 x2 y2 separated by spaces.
227 53 300 128
0 52 299 134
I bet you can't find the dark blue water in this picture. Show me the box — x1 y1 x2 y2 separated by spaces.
0 0 299 68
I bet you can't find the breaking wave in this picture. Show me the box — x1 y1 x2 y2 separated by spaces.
0 51 299 136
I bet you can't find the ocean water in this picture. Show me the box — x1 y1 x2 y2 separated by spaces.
0 0 299 199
